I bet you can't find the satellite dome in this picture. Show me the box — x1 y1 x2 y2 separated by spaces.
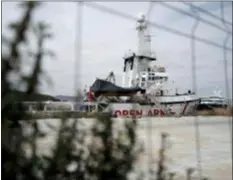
138 13 145 21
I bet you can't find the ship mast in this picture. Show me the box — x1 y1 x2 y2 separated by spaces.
136 13 151 56
122 13 156 88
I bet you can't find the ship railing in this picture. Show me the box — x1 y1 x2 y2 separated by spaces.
144 94 161 107
22 101 107 113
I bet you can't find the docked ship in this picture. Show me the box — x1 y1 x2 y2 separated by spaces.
82 13 201 117
20 13 201 117
197 87 229 110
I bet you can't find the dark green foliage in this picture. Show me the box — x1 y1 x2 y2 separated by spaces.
2 1 40 122
25 21 54 95
2 2 56 180
2 2 139 180
84 114 138 180
2 1 52 122
2 2 207 180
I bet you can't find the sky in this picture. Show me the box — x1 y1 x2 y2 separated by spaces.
2 1 232 98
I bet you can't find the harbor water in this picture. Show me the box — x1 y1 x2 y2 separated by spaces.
32 116 232 180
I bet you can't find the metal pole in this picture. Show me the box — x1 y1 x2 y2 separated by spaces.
220 1 232 159
146 2 155 179
74 1 83 105
74 2 83 175
190 4 203 179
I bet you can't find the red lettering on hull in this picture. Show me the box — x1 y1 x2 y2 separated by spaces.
114 108 175 117
148 110 153 116
122 110 128 116
115 110 121 117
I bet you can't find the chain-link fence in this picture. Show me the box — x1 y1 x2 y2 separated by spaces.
74 2 232 180
2 1 232 180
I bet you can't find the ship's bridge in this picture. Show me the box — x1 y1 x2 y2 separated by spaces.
134 67 169 89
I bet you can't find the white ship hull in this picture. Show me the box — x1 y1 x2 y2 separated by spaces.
104 97 200 117
22 94 200 117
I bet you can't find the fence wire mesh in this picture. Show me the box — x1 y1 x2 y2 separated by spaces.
2 1 232 180
75 2 232 180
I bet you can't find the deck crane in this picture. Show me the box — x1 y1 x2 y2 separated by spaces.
105 71 116 84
